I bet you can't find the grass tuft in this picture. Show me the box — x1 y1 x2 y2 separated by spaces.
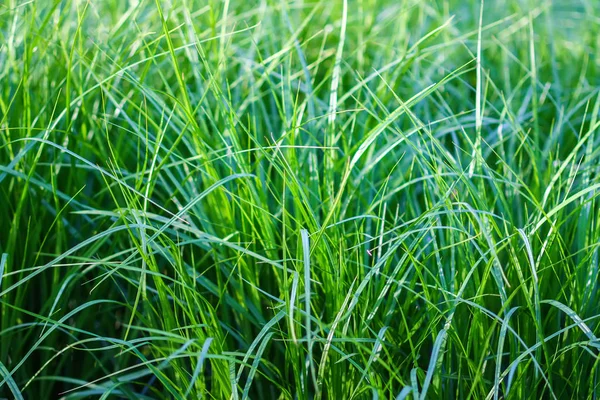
2 0 600 398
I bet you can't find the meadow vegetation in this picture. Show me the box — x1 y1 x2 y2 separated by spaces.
1 0 600 398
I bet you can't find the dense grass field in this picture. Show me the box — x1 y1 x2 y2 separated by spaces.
1 0 600 398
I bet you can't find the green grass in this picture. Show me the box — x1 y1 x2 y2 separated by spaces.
1 0 600 398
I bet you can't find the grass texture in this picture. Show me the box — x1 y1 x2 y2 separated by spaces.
1 0 600 398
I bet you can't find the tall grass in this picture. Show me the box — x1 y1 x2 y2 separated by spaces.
1 0 600 398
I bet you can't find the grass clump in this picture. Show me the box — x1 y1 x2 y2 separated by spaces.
1 0 600 398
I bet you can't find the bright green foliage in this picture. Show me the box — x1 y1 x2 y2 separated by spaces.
1 0 600 398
